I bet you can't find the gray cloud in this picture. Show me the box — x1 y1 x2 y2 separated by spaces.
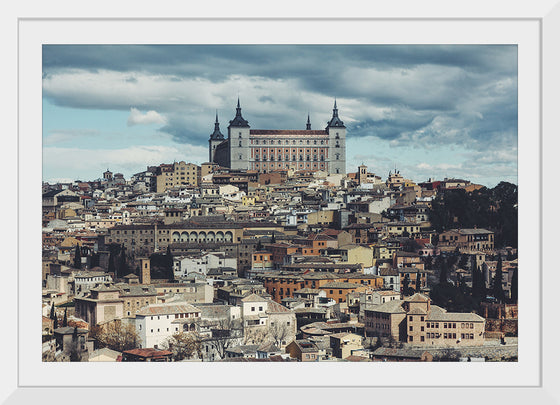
42 45 517 183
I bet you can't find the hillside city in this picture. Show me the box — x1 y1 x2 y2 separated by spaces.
42 162 518 363
42 101 518 362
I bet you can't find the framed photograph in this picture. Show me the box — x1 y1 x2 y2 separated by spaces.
8 0 559 403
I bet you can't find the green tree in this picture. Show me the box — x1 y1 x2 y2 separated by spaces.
118 244 128 278
439 258 448 285
73 244 82 269
108 249 115 275
510 267 518 303
50 302 56 320
493 255 505 303
415 270 421 292
270 233 276 244
90 252 100 268
53 313 59 329
69 326 82 362
402 273 410 296
165 245 174 280
458 254 468 269
63 308 68 327
256 240 263 251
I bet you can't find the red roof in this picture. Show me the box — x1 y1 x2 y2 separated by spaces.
250 129 328 135
123 348 173 358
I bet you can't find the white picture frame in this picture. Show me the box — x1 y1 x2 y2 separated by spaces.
6 0 559 403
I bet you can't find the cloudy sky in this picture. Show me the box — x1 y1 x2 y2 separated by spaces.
42 45 517 187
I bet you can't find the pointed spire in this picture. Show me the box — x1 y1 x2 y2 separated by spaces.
326 98 345 128
229 98 250 128
306 113 311 130
210 110 224 140
332 99 339 118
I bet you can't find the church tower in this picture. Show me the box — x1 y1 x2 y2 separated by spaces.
326 99 347 175
228 98 251 171
208 111 225 163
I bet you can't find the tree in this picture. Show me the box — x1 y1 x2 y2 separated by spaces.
206 318 243 360
53 313 59 329
108 249 116 275
73 244 82 269
69 326 82 362
90 320 141 352
402 273 410 296
163 332 202 361
458 254 468 269
50 302 56 320
439 258 448 285
256 240 263 252
423 254 433 270
510 267 518 303
118 244 128 278
267 321 292 348
63 308 68 327
165 245 174 280
270 233 276 244
493 255 506 303
438 347 461 362
415 270 422 292
90 252 100 268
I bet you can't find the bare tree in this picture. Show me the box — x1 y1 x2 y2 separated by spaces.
243 328 268 345
90 320 140 352
207 318 243 360
267 321 291 348
162 331 202 361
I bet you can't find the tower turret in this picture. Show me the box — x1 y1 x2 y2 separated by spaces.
326 99 346 175
228 98 251 170
208 111 225 163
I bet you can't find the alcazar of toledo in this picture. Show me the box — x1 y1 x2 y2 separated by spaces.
209 99 347 175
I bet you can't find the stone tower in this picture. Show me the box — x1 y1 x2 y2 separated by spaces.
208 111 225 163
228 98 251 171
358 164 367 184
139 257 151 285
326 99 346 175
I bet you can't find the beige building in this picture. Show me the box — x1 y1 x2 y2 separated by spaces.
340 244 375 267
105 220 283 256
439 228 495 253
307 210 335 226
364 293 486 347
156 161 201 192
74 285 124 325
117 284 158 318
329 332 363 359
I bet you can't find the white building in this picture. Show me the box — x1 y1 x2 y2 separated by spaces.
173 252 237 278
135 302 201 349
210 99 347 175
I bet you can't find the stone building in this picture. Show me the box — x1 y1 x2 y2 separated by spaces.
363 293 486 347
210 99 346 175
